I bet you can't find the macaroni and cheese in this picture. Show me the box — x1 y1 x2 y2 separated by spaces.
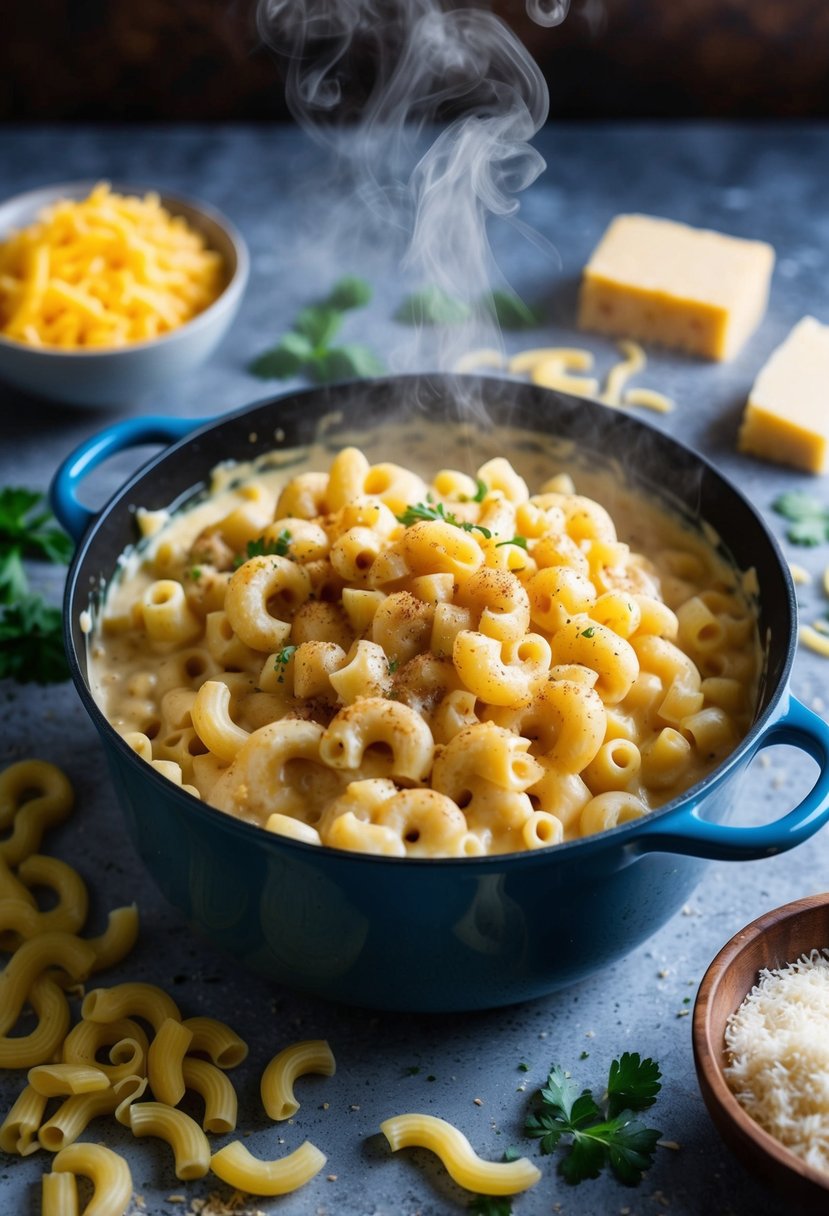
89 440 760 858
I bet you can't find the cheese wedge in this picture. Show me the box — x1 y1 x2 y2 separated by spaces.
578 214 775 361
738 316 829 473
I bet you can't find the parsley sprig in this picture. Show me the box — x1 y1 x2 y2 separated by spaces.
0 488 73 685
467 1197 513 1216
395 286 544 330
524 1054 662 1186
233 530 292 569
250 277 384 383
396 500 492 539
273 645 298 684
772 491 829 546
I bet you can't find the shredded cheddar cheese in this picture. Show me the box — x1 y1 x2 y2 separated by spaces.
0 183 225 349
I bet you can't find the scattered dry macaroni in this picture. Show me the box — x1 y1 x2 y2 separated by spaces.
380 1112 541 1195
260 1039 336 1121
0 182 224 349
209 1139 327 1196
90 443 759 857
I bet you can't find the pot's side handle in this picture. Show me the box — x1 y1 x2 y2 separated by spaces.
50 416 203 543
634 696 829 861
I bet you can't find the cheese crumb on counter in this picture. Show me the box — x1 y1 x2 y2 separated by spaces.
724 949 829 1175
578 214 774 360
738 316 829 473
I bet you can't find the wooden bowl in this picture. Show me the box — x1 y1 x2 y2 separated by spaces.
693 894 829 1212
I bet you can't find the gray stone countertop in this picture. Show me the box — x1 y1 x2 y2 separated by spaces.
1 122 829 1215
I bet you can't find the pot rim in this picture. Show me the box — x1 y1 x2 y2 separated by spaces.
61 374 799 869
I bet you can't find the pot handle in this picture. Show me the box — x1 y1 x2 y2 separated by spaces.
50 416 203 543
634 696 829 861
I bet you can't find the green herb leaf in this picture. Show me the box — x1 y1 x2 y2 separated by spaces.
395 286 471 326
293 306 343 350
387 658 399 675
772 492 829 546
311 344 385 383
467 1197 512 1216
234 531 292 569
607 1052 662 1118
579 626 596 638
473 478 489 503
0 594 69 685
0 488 73 565
323 276 373 312
396 500 490 538
502 1145 522 1161
273 645 298 683
0 549 28 605
495 535 528 550
249 332 315 380
486 290 544 330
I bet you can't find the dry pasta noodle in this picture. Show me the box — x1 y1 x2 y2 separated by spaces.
90 441 759 858
181 1015 248 1069
209 1139 327 1196
260 1039 336 1121
0 182 225 350
46 1142 133 1216
128 1101 211 1180
380 1112 541 1195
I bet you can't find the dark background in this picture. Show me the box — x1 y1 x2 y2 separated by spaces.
4 0 829 123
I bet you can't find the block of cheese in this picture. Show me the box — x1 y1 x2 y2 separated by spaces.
578 214 775 361
738 316 829 473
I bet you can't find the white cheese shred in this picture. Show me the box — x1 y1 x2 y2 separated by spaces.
724 949 829 1176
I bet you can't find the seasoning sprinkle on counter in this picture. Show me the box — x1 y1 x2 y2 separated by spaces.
724 949 829 1175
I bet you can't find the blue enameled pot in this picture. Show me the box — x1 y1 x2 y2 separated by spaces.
51 376 829 1012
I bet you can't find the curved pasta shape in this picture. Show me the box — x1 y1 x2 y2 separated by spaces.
224 555 310 652
432 723 542 799
128 1101 210 1180
210 719 333 824
49 1141 133 1216
490 679 605 774
455 568 530 643
41 1170 80 1216
260 1038 336 1121
380 1112 541 1195
191 680 250 763
320 698 434 783
374 790 470 858
13 853 89 937
28 1063 110 1097
87 905 140 973
549 619 639 705
181 1057 238 1133
38 1087 120 1152
210 1138 327 1196
81 982 181 1034
62 1017 148 1084
147 1016 193 1106
0 759 74 867
0 975 70 1068
182 1016 249 1069
0 1083 48 1155
453 631 550 707
0 932 95 1036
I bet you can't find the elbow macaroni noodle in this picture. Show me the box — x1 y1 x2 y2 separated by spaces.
90 445 760 857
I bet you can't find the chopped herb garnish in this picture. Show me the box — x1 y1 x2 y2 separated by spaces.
518 1062 530 1072
395 286 471 326
234 530 292 569
467 1197 512 1216
0 488 73 685
396 501 491 538
250 277 382 384
495 535 528 550
503 1145 523 1162
524 1053 662 1186
486 290 544 330
579 626 596 638
387 658 399 675
273 645 298 683
772 491 829 546
187 566 202 581
473 478 489 503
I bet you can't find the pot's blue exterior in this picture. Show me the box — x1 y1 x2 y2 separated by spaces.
54 375 829 1011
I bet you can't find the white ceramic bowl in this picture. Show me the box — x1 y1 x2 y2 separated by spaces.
0 181 249 406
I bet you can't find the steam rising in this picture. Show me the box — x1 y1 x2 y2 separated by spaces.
256 1 565 377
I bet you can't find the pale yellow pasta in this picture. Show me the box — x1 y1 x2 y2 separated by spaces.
0 975 70 1068
579 791 647 836
0 932 95 1035
141 581 201 645
49 1141 133 1216
260 1038 336 1121
41 1170 80 1216
181 1057 238 1133
380 1112 541 1195
29 1063 110 1097
0 1083 48 1154
181 1015 248 1069
81 983 181 1034
210 1138 327 1196
191 679 250 763
129 1101 210 1179
0 759 74 867
602 339 646 405
38 1088 121 1152
147 1016 193 1106
86 905 140 973
90 446 759 854
62 1017 148 1084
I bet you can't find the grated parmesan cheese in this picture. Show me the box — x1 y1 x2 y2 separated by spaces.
724 949 829 1175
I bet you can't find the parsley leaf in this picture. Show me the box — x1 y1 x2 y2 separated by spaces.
249 278 382 383
486 290 544 330
233 531 292 569
396 501 491 538
395 286 471 325
579 626 596 638
0 487 74 565
495 535 528 550
473 478 489 503
0 595 69 685
467 1197 512 1216
772 492 829 546
0 549 28 605
273 645 298 684
524 1058 662 1186
606 1052 662 1118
